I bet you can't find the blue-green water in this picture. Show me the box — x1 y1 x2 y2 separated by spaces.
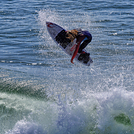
0 0 134 133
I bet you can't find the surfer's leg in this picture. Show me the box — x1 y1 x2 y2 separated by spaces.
78 31 92 53
78 39 91 53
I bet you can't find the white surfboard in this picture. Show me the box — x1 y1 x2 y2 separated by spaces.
46 22 93 66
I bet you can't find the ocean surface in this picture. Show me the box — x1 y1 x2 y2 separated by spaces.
0 0 134 133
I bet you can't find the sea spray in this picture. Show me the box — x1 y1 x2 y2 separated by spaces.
4 88 134 134
5 120 46 134
56 94 97 134
97 88 134 133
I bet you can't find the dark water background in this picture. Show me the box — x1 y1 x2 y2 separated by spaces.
0 0 134 133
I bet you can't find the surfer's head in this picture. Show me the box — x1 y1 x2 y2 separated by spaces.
66 29 78 42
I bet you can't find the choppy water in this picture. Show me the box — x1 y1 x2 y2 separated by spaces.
0 0 134 134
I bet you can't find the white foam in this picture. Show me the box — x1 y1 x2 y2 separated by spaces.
55 94 97 134
32 63 37 66
5 120 46 134
4 88 134 134
97 88 134 133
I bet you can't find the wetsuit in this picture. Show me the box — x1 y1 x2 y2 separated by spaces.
78 31 92 53
71 30 92 64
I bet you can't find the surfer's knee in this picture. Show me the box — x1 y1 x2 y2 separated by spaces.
86 33 92 43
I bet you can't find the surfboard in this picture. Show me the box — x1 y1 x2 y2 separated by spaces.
46 22 93 66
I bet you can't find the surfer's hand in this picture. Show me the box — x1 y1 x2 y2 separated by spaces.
71 59 74 64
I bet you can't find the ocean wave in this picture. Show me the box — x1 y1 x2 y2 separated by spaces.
0 71 48 100
4 88 134 134
5 120 46 134
97 88 134 133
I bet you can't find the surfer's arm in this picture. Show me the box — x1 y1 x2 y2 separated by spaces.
71 42 80 64
71 35 85 64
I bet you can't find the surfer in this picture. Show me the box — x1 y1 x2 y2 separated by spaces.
66 29 92 64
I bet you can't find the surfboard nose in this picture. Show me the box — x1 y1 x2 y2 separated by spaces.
46 22 55 28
